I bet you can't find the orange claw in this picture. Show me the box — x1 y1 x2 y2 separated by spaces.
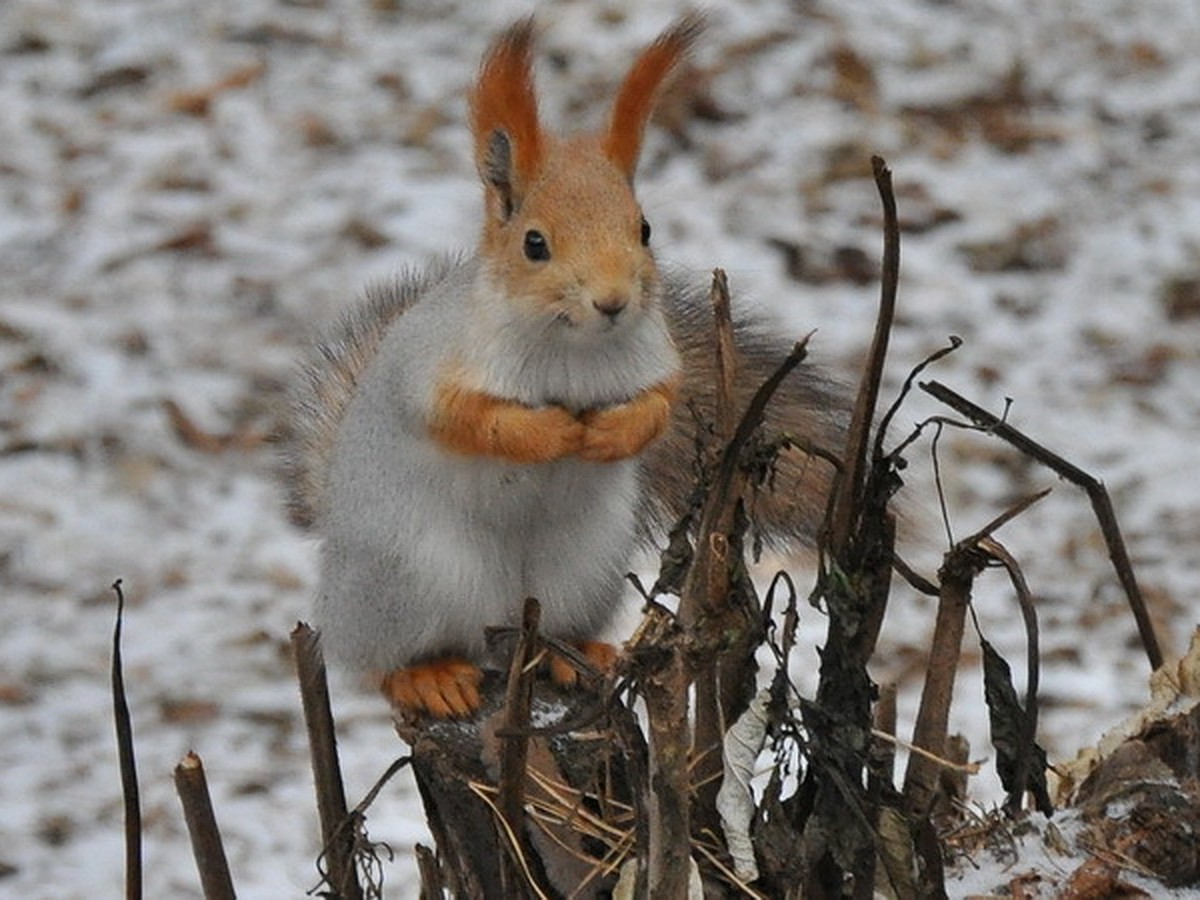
380 657 484 718
549 640 618 688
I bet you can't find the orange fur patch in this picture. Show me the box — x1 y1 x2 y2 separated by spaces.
603 14 704 178
381 657 483 719
548 640 618 687
469 18 544 189
429 379 585 463
578 374 681 463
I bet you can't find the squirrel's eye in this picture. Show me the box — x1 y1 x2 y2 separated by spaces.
523 230 550 262
640 217 652 247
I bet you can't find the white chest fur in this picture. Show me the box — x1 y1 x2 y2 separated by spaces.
313 261 669 673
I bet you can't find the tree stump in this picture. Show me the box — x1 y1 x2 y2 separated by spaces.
394 673 643 899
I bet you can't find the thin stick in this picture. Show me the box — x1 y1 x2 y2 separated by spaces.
292 623 363 900
871 683 899 783
705 335 812 527
902 544 980 813
710 268 737 442
415 843 445 900
873 730 980 775
902 489 1049 814
351 755 410 820
498 598 539 871
629 608 694 899
467 782 553 900
174 751 236 900
960 488 1051 549
644 657 694 899
829 156 900 557
680 273 811 841
978 537 1047 814
111 579 142 900
920 379 1163 669
609 692 653 896
692 840 769 899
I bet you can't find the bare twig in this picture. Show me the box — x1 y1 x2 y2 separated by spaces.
467 782 553 900
829 155 900 558
111 579 142 900
609 692 653 897
679 271 812 846
874 336 962 465
415 844 444 900
292 623 363 900
350 755 410 820
800 156 904 898
977 537 1043 814
920 380 1162 669
892 554 940 596
903 490 1049 814
710 268 738 441
498 598 540 892
875 730 981 776
960 488 1051 550
629 606 694 898
871 683 899 784
902 540 982 814
174 752 236 900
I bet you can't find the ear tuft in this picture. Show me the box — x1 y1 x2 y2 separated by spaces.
469 18 544 211
604 13 704 179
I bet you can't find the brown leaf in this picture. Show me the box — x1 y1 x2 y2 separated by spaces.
342 218 391 250
1060 857 1150 899
830 44 878 113
154 222 218 256
1161 276 1200 321
163 399 267 453
168 62 266 117
79 65 152 98
1110 343 1175 387
0 683 30 705
298 112 340 148
959 216 1068 273
160 699 220 724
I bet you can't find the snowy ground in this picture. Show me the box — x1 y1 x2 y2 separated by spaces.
2 0 1198 897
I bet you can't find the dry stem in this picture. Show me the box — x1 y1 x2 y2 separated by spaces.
111 579 142 900
174 751 236 900
292 623 363 900
920 379 1162 669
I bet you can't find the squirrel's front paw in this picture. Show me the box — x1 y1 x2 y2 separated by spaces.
579 386 673 463
431 383 584 463
509 404 586 462
381 658 483 718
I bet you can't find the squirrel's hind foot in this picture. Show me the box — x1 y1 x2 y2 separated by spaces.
381 657 483 719
548 640 617 688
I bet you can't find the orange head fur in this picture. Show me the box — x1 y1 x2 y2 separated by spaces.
604 14 704 180
467 16 702 333
468 17 544 220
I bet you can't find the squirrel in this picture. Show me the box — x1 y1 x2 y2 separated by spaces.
284 16 846 718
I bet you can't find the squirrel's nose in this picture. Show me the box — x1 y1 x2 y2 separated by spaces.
593 295 628 320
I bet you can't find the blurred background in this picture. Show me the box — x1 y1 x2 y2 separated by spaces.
2 0 1197 895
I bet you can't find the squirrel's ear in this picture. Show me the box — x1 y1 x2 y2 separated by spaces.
470 18 544 220
603 14 703 181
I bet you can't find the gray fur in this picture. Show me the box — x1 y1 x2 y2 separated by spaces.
296 256 679 673
285 259 846 674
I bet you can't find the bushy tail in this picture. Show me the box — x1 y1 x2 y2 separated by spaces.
642 272 848 547
282 259 460 528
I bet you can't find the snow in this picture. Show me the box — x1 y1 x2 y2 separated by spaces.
2 0 1198 896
